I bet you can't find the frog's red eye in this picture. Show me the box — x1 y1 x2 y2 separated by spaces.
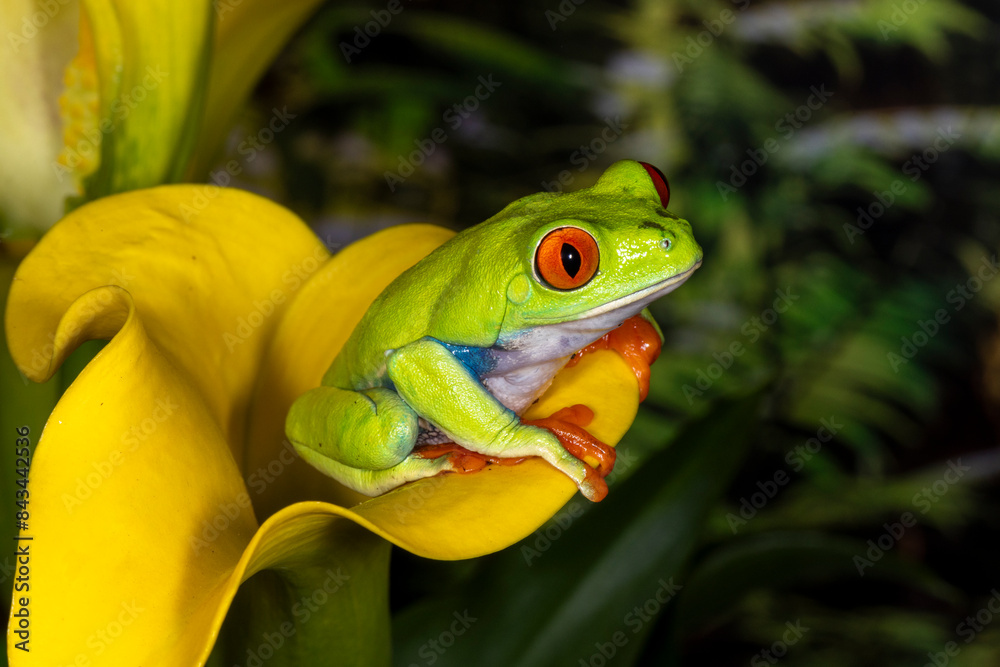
535 227 599 290
638 161 670 209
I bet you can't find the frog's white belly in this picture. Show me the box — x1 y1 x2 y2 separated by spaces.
482 356 569 414
483 300 649 413
481 273 690 414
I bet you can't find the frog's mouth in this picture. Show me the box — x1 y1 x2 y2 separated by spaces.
527 259 702 324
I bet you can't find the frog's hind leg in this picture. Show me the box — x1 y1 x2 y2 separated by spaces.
287 385 421 468
288 385 460 495
295 446 458 497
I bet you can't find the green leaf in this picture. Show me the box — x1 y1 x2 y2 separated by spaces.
402 14 579 91
184 0 327 179
392 395 763 667
672 530 959 641
208 521 392 667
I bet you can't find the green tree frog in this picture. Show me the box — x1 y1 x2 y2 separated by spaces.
286 160 702 502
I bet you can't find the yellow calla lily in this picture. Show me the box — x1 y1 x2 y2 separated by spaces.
0 0 323 237
5 186 642 664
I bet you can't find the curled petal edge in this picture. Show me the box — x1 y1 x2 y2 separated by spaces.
6 213 641 666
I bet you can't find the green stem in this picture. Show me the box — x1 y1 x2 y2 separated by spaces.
208 520 392 667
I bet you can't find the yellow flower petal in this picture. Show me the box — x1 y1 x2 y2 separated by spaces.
6 186 644 664
6 185 329 466
6 286 258 665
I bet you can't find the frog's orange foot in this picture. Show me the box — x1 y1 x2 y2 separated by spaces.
567 314 662 401
523 404 616 478
414 404 615 501
414 442 527 473
522 404 615 502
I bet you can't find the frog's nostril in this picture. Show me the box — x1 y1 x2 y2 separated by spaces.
662 237 673 251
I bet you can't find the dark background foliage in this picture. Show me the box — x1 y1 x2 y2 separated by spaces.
5 0 999 665
214 0 1000 664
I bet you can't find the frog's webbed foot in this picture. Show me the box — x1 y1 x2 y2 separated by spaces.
567 313 662 401
416 404 615 502
521 405 614 474
523 404 615 502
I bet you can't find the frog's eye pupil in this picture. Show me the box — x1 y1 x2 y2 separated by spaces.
535 227 599 290
561 243 581 277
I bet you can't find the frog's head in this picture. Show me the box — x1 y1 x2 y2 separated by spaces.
495 159 702 343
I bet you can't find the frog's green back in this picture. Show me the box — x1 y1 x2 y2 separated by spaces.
324 159 702 389
324 213 529 388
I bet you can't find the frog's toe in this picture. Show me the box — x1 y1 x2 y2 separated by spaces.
523 405 616 478
579 469 609 502
415 442 527 473
515 405 615 502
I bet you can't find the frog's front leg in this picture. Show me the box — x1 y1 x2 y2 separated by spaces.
387 338 606 501
286 385 457 496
